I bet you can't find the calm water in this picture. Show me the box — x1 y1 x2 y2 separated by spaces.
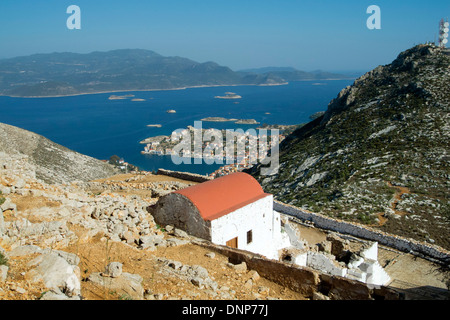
0 80 353 175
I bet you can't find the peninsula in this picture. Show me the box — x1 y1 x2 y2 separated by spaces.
140 125 286 162
139 135 168 145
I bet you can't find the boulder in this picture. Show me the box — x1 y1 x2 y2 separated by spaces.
0 198 16 212
249 270 260 281
103 262 123 278
227 261 247 273
168 260 183 270
0 265 8 282
88 272 144 300
26 252 81 297
189 265 209 279
139 234 165 249
0 186 11 195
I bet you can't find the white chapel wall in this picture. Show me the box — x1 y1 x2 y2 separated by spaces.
210 194 284 259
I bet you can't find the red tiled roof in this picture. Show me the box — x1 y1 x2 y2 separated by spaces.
175 172 271 221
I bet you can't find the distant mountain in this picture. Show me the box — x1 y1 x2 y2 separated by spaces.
238 67 354 81
246 44 450 250
0 49 284 97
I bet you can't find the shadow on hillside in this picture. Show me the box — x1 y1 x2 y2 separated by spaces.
388 280 450 300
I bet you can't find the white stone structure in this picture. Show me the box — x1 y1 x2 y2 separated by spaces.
293 241 391 286
152 172 289 260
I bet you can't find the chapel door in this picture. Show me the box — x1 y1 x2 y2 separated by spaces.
226 237 238 249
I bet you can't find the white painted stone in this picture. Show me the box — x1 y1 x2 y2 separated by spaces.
293 251 308 266
361 242 378 261
307 251 347 277
360 259 391 286
346 268 367 282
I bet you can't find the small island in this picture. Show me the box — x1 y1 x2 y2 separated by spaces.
200 117 259 124
214 92 242 99
108 94 135 100
201 117 238 122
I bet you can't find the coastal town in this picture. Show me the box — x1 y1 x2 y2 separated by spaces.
140 123 300 178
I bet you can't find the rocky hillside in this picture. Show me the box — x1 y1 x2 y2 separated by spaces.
0 152 309 300
0 126 447 300
247 44 450 250
0 122 117 184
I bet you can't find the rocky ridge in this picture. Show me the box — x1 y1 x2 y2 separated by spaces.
0 122 118 185
247 44 450 250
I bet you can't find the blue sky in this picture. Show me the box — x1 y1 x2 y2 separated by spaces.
0 0 448 72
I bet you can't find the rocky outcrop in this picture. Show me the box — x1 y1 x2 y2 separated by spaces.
248 44 450 250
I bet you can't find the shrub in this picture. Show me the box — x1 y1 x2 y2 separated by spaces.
0 252 7 266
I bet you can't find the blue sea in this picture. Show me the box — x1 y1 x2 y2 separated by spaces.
0 80 353 175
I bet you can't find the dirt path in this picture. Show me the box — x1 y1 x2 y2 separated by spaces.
376 182 411 226
387 182 410 216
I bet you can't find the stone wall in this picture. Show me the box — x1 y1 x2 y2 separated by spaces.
156 169 212 183
152 193 212 241
274 200 450 264
194 240 402 300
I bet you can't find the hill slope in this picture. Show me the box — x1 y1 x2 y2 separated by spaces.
247 44 450 250
0 122 117 184
0 49 283 97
